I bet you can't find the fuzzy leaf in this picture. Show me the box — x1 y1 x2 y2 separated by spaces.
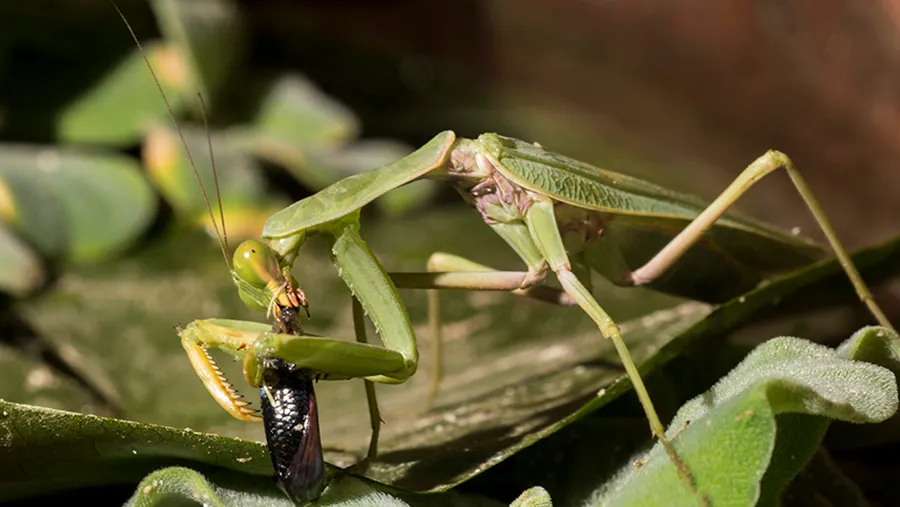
593 327 899 506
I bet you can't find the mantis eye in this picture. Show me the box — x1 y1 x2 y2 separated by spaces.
233 239 280 288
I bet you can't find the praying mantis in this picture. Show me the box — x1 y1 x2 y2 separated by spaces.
114 6 896 505
179 130 896 501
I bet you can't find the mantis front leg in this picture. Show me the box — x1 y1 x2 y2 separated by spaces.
238 219 418 384
181 216 420 472
180 319 268 422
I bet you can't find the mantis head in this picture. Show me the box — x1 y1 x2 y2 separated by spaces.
232 239 308 317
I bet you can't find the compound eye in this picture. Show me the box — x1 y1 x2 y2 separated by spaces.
233 240 279 288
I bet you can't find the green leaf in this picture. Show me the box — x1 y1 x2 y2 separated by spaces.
57 42 190 146
242 104 436 215
592 326 899 506
143 123 285 240
819 327 900 452
0 399 271 502
150 0 243 108
124 466 503 507
47 152 158 263
0 401 504 506
0 144 157 263
253 74 359 151
0 146 66 259
125 467 408 507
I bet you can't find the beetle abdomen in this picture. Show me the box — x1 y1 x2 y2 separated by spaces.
260 358 325 504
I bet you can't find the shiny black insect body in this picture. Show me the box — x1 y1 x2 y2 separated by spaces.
261 305 326 504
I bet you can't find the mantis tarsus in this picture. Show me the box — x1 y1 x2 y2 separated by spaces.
116 5 895 504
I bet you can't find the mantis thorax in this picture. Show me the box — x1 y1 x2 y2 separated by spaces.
448 143 534 226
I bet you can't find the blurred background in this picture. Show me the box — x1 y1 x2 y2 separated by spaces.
0 0 898 477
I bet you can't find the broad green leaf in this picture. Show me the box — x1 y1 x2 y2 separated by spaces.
592 326 899 506
57 42 190 146
243 103 435 215
0 144 157 263
825 332 900 452
126 467 396 507
0 402 500 506
150 0 243 108
46 150 158 263
0 399 272 502
253 74 359 151
143 123 265 214
0 146 66 259
124 466 504 507
143 123 286 240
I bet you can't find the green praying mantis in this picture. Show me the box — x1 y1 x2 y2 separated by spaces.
114 3 895 499
178 129 895 493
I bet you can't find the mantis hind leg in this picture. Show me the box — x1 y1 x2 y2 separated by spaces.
390 253 576 409
627 150 894 332
524 197 698 496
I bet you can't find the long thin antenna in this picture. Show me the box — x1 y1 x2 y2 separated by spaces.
197 92 229 256
112 1 231 269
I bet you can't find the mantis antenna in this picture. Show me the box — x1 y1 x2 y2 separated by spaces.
197 92 229 258
111 1 231 269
